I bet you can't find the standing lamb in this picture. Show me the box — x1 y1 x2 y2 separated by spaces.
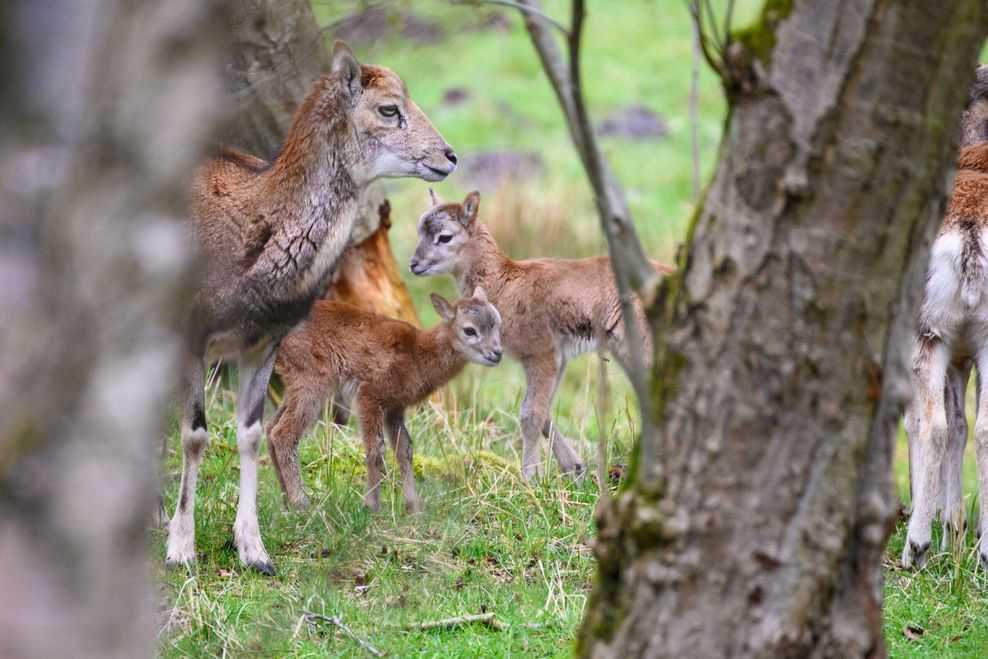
167 41 457 575
268 290 503 513
903 65 988 570
410 190 673 481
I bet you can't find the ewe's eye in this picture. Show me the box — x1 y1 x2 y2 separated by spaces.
378 105 399 118
437 234 453 244
464 327 477 337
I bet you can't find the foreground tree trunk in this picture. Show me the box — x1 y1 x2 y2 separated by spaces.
581 2 988 656
0 1 223 656
225 0 423 322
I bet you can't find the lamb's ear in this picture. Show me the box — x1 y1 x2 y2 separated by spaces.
472 286 488 303
460 191 481 226
429 188 443 207
332 40 361 99
430 293 456 323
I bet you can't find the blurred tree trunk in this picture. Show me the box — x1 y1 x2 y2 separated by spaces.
224 0 422 324
0 1 224 657
580 1 988 657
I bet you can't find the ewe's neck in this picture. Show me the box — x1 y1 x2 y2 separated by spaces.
456 223 510 298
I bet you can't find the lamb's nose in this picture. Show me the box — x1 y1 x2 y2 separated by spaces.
409 258 420 272
490 349 503 362
445 147 457 165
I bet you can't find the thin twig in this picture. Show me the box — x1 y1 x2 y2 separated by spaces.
304 612 385 657
595 344 611 502
406 612 508 631
448 0 569 36
690 1 701 204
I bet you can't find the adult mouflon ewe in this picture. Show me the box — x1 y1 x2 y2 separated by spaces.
166 41 456 575
903 65 988 571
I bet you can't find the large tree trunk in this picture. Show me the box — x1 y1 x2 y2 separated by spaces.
224 0 423 323
0 1 224 656
581 2 988 656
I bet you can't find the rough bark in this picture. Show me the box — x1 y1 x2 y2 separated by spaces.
580 1 988 657
224 0 422 321
0 1 224 657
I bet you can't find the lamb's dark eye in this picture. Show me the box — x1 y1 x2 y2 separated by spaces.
378 105 399 118
437 234 453 244
464 327 477 337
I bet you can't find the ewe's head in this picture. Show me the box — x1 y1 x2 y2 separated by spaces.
410 190 481 277
961 64 988 147
328 41 456 183
430 288 502 367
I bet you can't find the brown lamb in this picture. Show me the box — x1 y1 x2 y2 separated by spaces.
410 190 673 481
269 290 503 513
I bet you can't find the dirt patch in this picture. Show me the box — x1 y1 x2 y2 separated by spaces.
331 7 445 45
463 11 514 32
457 150 544 189
597 103 668 140
442 87 471 107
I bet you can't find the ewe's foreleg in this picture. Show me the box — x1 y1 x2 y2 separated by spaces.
542 362 585 479
903 340 950 569
166 356 209 567
520 358 559 482
233 344 277 575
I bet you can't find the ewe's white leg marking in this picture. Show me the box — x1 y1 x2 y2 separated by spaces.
166 426 209 566
903 341 949 569
974 355 988 569
233 346 277 575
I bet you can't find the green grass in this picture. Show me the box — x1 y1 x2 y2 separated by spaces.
157 2 988 656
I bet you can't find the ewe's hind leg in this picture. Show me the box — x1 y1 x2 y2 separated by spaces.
166 356 209 567
386 410 421 514
903 340 950 569
542 362 585 479
233 344 278 575
942 362 970 548
356 387 386 511
267 389 323 510
974 354 988 569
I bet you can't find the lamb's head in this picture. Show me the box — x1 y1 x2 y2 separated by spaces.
431 288 502 366
329 41 456 184
961 64 988 147
410 190 481 277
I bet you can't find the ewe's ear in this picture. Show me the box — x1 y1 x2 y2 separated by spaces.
429 188 443 207
332 40 361 99
430 293 456 323
460 191 481 226
472 286 487 303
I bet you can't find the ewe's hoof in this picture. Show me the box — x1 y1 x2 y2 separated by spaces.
902 539 930 570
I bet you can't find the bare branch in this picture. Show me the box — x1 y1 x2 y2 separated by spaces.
448 0 569 36
406 612 508 631
690 2 702 203
304 612 385 657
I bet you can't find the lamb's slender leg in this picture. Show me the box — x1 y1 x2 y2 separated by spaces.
942 361 970 548
166 355 209 567
541 361 585 479
973 352 988 569
519 355 559 482
385 410 421 514
356 386 386 511
232 343 277 575
267 388 323 510
903 339 950 568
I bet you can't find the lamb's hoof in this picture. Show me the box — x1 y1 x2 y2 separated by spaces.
902 539 930 570
249 560 276 576
571 462 586 482
979 551 988 572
